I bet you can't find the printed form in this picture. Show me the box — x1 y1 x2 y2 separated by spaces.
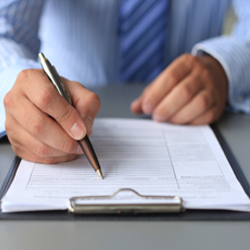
1 118 250 212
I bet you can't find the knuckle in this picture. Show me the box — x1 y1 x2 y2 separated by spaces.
195 62 203 73
183 53 196 65
34 144 48 157
179 85 193 100
37 88 53 109
17 69 30 82
4 91 14 108
57 106 73 124
168 70 179 83
30 117 45 136
16 69 38 83
197 95 210 110
5 120 12 133
201 68 211 80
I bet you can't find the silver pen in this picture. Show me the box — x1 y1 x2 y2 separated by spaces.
38 53 103 179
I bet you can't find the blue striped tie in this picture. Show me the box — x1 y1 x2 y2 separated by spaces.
118 0 169 83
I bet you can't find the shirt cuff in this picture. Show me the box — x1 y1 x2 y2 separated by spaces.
0 62 40 139
192 36 250 113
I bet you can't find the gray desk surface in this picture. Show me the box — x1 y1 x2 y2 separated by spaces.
0 85 250 250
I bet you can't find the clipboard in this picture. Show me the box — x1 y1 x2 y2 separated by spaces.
1 125 250 221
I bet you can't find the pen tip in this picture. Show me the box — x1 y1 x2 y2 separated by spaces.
96 169 104 179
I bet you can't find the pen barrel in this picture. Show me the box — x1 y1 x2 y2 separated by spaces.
78 137 101 172
47 64 71 104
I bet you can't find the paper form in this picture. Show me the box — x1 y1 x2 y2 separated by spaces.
1 118 250 212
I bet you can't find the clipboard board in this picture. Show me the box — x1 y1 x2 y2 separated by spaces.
1 125 250 221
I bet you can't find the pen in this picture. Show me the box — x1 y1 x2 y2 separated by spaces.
38 52 103 179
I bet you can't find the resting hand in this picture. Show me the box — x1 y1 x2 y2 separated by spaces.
131 53 228 125
4 69 100 164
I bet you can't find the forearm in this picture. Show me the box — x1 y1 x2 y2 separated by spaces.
0 0 44 138
0 63 40 138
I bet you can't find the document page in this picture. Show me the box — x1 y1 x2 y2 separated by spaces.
1 118 250 212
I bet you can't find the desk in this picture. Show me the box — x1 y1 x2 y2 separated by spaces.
0 85 250 250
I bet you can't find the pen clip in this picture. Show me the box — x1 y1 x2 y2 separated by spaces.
38 52 72 105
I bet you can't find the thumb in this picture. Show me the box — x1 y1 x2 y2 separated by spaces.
62 78 101 134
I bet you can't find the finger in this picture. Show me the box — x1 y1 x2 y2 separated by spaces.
25 71 87 141
140 54 195 114
131 96 143 114
80 114 94 136
168 90 215 124
62 79 101 133
63 79 101 117
152 71 204 121
189 107 218 125
12 141 78 164
7 94 82 155
6 116 83 159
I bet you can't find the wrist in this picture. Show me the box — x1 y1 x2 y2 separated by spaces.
196 54 228 91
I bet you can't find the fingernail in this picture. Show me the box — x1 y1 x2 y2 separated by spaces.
143 103 153 114
71 123 86 140
76 145 83 154
153 114 164 122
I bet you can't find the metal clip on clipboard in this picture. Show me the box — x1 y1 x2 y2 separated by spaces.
68 188 185 214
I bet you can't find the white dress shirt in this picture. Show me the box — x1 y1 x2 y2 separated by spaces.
0 0 250 137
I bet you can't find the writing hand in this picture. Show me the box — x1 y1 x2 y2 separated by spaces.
4 69 100 163
131 53 228 125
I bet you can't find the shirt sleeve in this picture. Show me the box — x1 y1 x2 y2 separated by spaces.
0 0 44 138
191 0 250 113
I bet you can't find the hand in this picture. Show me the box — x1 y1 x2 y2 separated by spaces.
4 69 100 164
131 53 228 125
